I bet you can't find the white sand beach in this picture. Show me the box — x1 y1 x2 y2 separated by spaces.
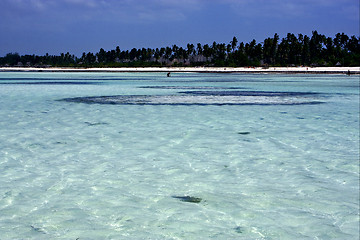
0 66 359 74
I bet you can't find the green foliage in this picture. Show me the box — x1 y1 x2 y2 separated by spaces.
1 32 359 67
0 53 20 66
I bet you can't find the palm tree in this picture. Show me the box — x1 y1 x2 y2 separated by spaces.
203 44 211 61
301 35 311 65
196 43 203 55
263 37 273 64
309 30 326 64
226 44 232 56
186 43 195 56
164 46 172 61
231 36 238 52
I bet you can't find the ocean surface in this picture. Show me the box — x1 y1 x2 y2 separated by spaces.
0 72 359 239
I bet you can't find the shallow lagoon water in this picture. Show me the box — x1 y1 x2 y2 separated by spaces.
0 72 359 239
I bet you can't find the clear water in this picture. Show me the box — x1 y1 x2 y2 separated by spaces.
0 72 359 239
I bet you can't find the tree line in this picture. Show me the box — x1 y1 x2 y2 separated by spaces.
1 31 359 67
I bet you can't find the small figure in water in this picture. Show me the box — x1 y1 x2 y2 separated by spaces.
347 70 351 76
167 72 171 77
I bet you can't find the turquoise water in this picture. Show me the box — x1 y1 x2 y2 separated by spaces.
0 72 359 239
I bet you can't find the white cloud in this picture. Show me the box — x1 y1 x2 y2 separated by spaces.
220 0 358 18
152 0 202 9
3 0 46 11
30 0 46 9
63 0 99 8
2 0 357 26
1 0 201 23
69 0 202 23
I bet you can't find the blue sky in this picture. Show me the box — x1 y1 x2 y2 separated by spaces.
0 0 358 56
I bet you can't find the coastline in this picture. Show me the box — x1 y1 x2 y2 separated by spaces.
0 66 359 74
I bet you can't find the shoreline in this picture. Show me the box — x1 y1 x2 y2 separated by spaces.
0 66 359 74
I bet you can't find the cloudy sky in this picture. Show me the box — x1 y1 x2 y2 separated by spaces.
0 0 358 56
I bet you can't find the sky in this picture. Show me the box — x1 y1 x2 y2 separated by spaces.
0 0 359 56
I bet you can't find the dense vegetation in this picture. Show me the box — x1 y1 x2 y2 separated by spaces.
1 31 359 67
